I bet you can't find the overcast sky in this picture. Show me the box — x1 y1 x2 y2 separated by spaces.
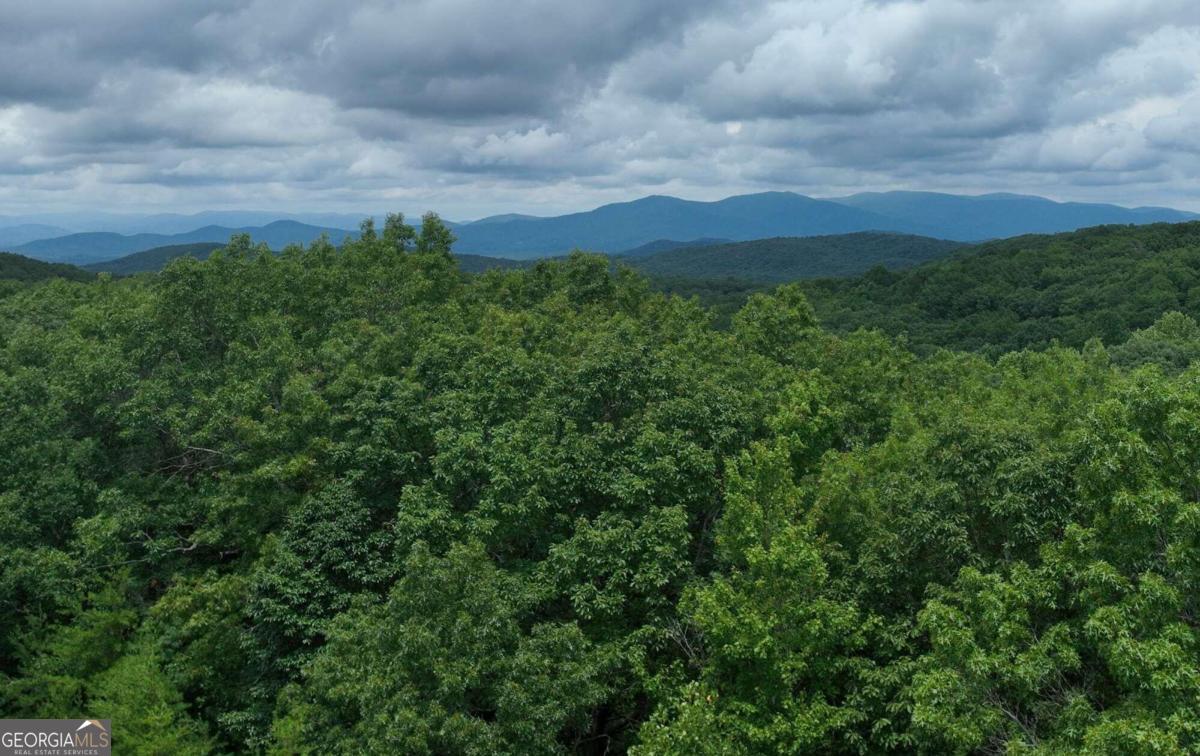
2 0 1200 218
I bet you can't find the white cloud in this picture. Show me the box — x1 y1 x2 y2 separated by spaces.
0 0 1199 215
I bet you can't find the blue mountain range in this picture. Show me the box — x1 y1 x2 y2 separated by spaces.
7 191 1197 264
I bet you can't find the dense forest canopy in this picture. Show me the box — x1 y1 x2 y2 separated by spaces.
0 251 93 283
804 222 1200 356
626 233 965 282
2 215 1200 753
86 243 227 275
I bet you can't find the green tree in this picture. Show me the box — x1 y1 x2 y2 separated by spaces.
417 212 456 257
273 542 611 755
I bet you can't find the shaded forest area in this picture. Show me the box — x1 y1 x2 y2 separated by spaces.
804 222 1200 355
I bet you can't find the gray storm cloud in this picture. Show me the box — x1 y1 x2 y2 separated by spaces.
0 0 1199 217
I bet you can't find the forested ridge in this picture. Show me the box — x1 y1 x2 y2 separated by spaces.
86 243 226 275
2 215 1200 753
0 251 93 284
804 221 1200 356
626 232 965 282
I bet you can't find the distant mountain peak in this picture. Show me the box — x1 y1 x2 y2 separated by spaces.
467 213 543 225
15 221 358 265
450 191 910 258
9 190 1199 265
